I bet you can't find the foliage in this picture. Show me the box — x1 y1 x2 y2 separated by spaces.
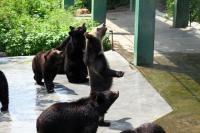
107 0 129 10
73 0 91 11
190 0 200 22
166 0 174 16
74 0 130 10
0 0 95 56
166 0 200 22
103 34 112 51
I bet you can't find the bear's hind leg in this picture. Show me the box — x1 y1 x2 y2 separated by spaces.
0 96 9 112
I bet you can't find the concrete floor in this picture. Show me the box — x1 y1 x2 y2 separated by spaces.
0 51 172 133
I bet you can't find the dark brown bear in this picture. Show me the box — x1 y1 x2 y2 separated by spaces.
84 24 124 126
121 123 166 133
0 70 9 112
56 24 88 83
32 48 63 93
36 91 119 133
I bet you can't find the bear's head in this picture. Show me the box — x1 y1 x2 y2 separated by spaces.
84 24 107 54
44 48 64 66
89 23 107 41
68 23 87 49
91 90 119 115
84 32 102 55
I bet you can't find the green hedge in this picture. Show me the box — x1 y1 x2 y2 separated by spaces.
190 0 200 22
0 0 95 56
74 0 129 11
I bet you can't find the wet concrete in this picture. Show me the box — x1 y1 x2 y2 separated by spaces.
0 51 172 133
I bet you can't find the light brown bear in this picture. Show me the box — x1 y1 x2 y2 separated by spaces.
84 24 124 126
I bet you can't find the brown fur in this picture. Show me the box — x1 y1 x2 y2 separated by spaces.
32 49 63 93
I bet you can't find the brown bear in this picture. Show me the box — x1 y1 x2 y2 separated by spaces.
56 24 88 83
0 70 9 112
121 123 166 133
36 90 119 133
32 48 64 93
84 24 124 126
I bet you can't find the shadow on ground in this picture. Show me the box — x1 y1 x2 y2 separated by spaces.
109 117 133 131
138 53 200 133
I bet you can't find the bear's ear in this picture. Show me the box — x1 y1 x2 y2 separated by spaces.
97 27 100 32
69 26 75 36
91 92 105 105
84 32 93 39
82 23 86 31
59 51 64 58
69 26 75 31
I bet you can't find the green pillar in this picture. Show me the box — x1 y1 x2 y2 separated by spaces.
134 0 155 66
173 0 189 28
92 0 107 24
64 0 74 9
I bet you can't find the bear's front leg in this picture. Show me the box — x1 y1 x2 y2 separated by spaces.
43 73 56 93
82 123 98 133
104 69 124 78
98 115 110 127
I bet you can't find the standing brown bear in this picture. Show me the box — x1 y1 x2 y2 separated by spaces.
32 48 63 93
84 24 124 126
36 91 119 133
0 70 9 112
56 24 88 83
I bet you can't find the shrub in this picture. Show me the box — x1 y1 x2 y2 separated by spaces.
190 0 200 22
166 0 174 17
0 0 96 56
103 33 112 51
107 0 129 10
166 0 200 23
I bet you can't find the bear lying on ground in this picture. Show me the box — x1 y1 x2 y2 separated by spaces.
36 90 119 133
56 24 88 83
121 123 166 133
32 48 63 93
0 70 9 112
84 24 124 126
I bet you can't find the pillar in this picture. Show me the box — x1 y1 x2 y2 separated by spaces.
92 0 107 24
134 0 156 66
64 0 74 9
173 0 189 28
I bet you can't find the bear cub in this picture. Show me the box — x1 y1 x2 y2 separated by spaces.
36 91 119 133
0 70 9 112
121 123 166 133
32 48 63 93
56 24 88 83
84 24 124 126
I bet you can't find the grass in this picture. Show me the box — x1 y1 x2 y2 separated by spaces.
137 53 200 133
